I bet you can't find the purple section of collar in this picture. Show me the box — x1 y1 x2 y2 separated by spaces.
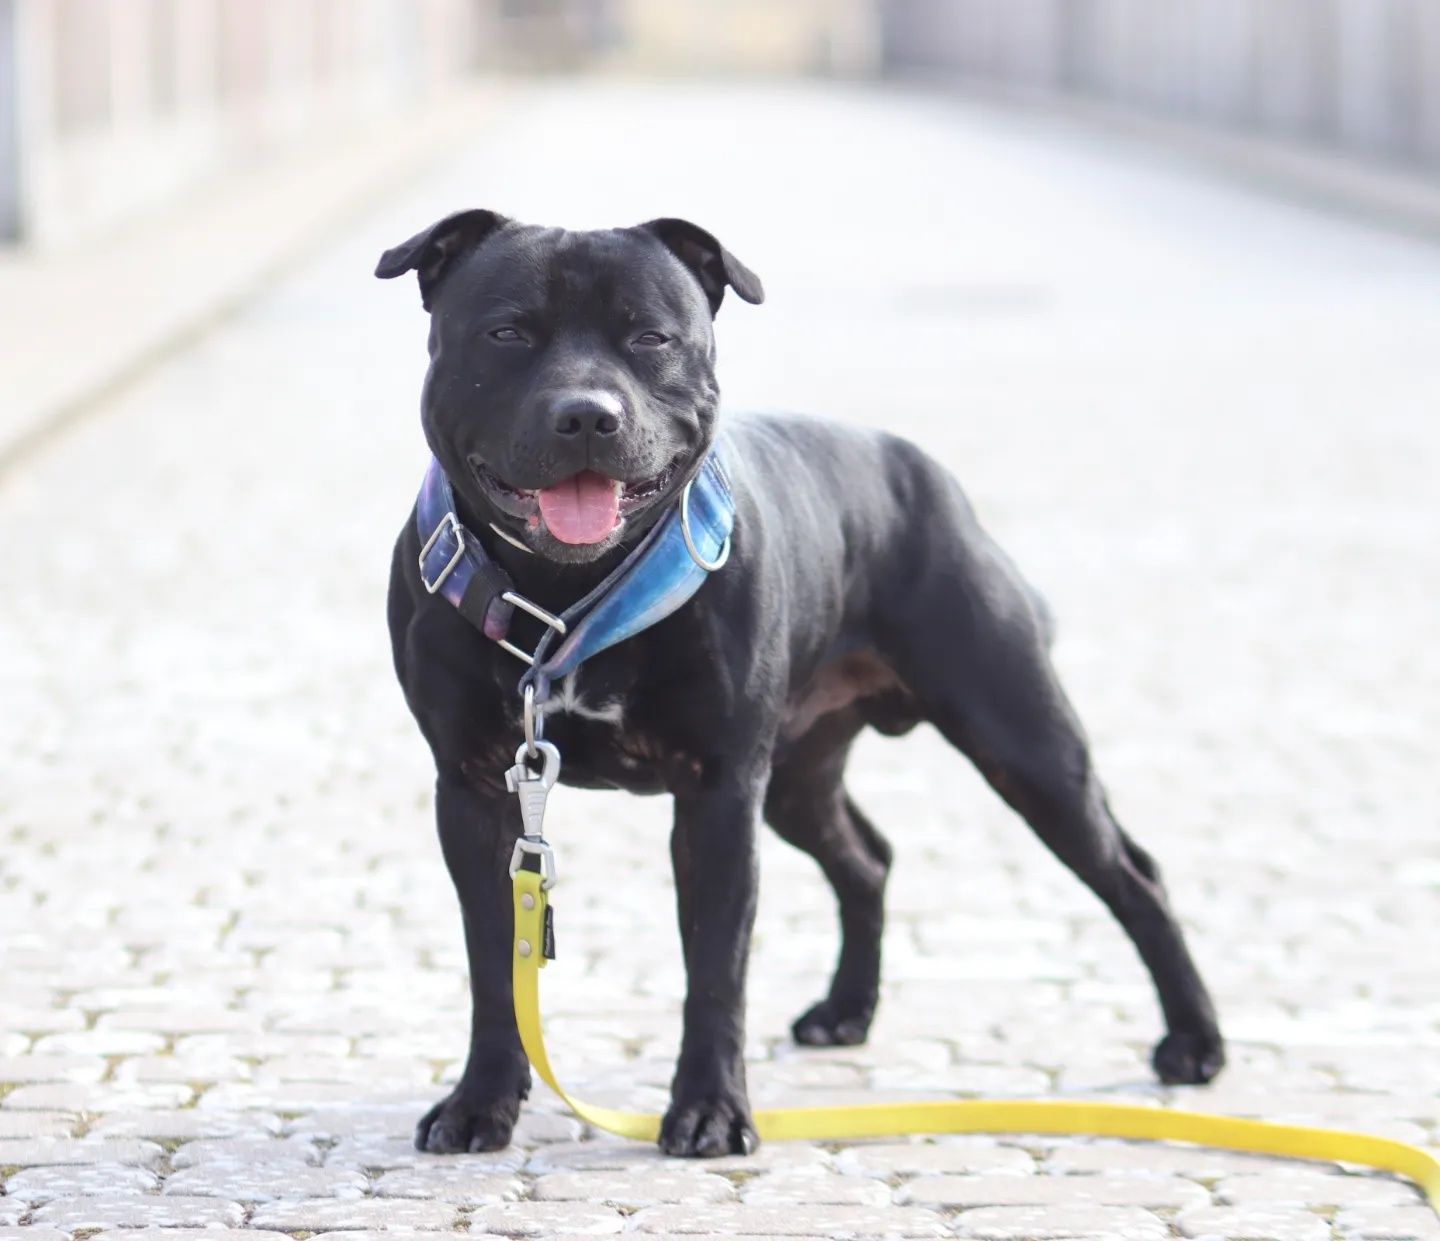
416 458 512 639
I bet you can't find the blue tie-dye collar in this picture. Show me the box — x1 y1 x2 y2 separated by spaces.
415 450 734 701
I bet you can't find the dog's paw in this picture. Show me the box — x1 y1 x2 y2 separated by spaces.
659 1092 758 1158
414 1087 523 1154
1152 1029 1226 1085
791 997 874 1047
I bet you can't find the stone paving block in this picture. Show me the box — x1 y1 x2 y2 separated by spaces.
835 1140 1035 1176
371 1165 521 1204
169 1136 321 1168
1175 1205 1332 1241
1218 1171 1423 1208
0 1057 107 1085
316 1234 494 1241
249 1198 461 1231
869 1063 1054 1094
97 1007 266 1036
115 1054 254 1086
512 1110 585 1145
163 1163 369 1201
0 1086 93 1112
899 1172 1209 1209
627 1204 948 1236
530 1168 733 1206
1335 1204 1440 1239
0 1230 68 1241
285 1104 432 1140
0 1138 164 1167
522 1140 687 1174
3 1083 195 1112
466 1202 628 1235
30 1030 167 1057
740 1170 892 1206
87 1109 281 1139
2 1162 159 1203
951 1204 1171 1239
0 1012 86 1039
88 1232 293 1241
326 1134 523 1173
0 1112 74 1138
32 1195 246 1229
1043 1141 1326 1179
615 1141 831 1176
175 1033 353 1060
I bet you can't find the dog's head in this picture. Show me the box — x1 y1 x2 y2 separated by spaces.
376 211 763 563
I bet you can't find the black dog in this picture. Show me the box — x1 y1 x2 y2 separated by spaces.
378 210 1225 1158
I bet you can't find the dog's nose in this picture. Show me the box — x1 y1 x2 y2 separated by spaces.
549 392 623 439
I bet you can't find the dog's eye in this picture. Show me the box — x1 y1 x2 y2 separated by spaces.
488 326 528 345
632 331 671 348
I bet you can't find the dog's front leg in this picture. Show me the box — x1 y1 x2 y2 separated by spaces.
662 771 765 1157
415 772 530 1154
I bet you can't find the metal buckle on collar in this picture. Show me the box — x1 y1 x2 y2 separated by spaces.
418 511 466 594
496 591 568 666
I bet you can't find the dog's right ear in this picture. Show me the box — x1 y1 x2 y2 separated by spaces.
374 209 509 310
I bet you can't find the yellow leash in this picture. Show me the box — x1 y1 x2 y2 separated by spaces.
512 870 1439 1213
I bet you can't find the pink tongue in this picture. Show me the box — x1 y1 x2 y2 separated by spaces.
537 471 621 544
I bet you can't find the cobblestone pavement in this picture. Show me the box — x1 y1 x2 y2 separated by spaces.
3 82 1439 1241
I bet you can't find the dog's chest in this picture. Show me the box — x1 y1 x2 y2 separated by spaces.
477 669 699 795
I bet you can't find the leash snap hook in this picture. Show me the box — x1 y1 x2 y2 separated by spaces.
505 739 561 890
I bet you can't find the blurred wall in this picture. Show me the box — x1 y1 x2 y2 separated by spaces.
880 0 1440 171
0 0 499 246
0 0 883 248
604 0 878 75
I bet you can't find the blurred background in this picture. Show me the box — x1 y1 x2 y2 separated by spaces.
4 0 1440 247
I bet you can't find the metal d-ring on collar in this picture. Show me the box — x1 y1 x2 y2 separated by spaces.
498 592 567 667
680 477 731 571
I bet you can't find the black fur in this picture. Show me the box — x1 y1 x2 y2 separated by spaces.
378 212 1224 1157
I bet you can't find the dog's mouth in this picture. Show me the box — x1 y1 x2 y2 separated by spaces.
469 456 682 546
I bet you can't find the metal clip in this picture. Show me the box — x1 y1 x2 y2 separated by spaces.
509 836 557 889
505 739 561 889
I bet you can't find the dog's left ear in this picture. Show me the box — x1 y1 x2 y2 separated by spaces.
637 218 764 315
374 209 509 310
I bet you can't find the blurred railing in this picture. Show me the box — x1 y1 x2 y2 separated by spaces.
0 0 502 246
879 0 1440 171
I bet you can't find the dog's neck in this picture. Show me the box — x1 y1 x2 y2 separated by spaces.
453 491 652 617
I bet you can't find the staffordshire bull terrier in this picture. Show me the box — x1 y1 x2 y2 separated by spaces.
377 210 1225 1158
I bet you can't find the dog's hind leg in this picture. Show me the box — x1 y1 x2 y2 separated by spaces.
884 493 1225 1083
765 710 892 1047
